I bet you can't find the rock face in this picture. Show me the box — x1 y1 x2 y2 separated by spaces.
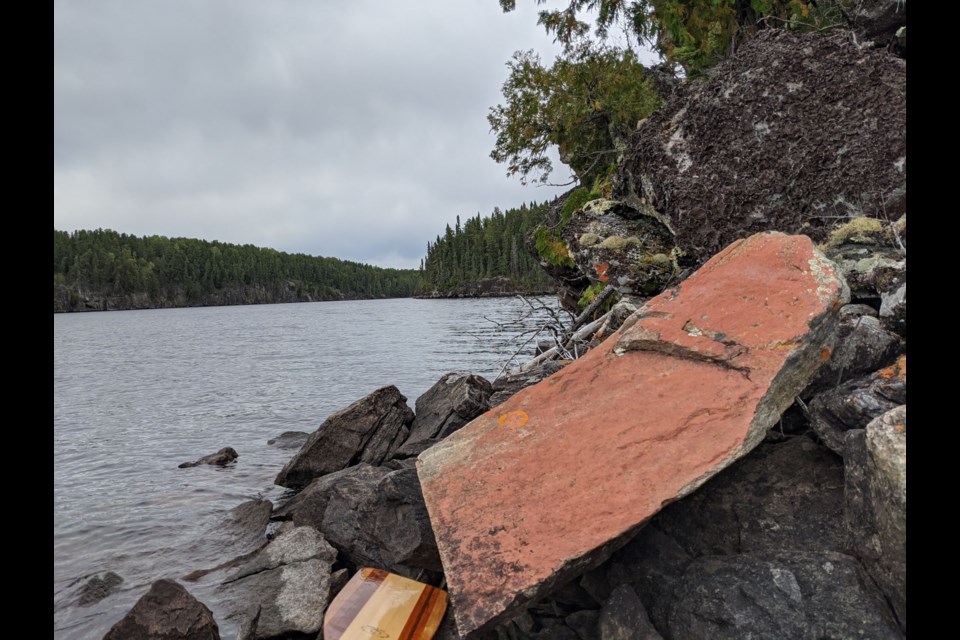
274 385 414 489
560 198 677 295
844 405 906 631
103 579 220 640
220 526 338 640
272 464 440 574
614 30 905 267
394 373 493 458
417 232 848 636
178 447 238 469
809 355 906 454
599 585 663 640
666 552 902 639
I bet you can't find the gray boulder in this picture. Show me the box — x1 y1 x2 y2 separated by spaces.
614 30 905 268
808 356 906 455
274 385 414 489
178 447 238 469
103 579 220 640
220 526 338 640
802 308 904 398
394 373 493 458
489 360 566 408
833 0 906 41
599 585 662 640
666 552 902 640
844 406 906 632
273 463 440 574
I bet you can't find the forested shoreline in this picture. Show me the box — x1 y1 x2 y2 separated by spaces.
53 229 420 312
416 202 555 297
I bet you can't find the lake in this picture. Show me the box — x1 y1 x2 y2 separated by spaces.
53 296 566 639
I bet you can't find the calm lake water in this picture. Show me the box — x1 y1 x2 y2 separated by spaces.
53 296 566 639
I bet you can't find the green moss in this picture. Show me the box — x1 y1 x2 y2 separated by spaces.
534 226 576 268
579 232 600 247
823 216 885 250
577 281 619 313
599 235 642 251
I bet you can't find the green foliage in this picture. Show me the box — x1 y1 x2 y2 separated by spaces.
534 225 576 269
53 229 420 309
499 1 842 74
488 42 661 186
576 282 608 309
417 203 556 293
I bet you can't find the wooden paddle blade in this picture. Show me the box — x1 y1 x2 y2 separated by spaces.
324 568 448 640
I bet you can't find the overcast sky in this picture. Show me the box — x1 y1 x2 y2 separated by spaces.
55 1 656 269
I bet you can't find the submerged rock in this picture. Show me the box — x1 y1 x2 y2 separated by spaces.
178 447 238 469
76 571 123 607
103 579 220 640
417 233 848 636
274 385 414 489
265 431 310 449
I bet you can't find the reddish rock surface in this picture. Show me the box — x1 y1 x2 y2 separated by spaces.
417 232 848 637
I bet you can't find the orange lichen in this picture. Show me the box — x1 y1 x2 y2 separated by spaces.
595 262 610 283
497 410 529 430
877 355 906 382
820 347 832 361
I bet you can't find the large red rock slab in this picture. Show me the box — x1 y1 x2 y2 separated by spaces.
417 232 848 637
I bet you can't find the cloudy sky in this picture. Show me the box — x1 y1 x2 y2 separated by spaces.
55 1 657 269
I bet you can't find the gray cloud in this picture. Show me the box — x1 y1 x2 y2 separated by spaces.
55 1 651 268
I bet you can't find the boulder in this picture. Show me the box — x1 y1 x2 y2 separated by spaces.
560 199 677 296
394 373 493 458
666 552 902 639
833 0 907 41
651 435 846 558
220 526 337 640
417 232 848 636
273 463 440 574
265 431 310 449
178 447 238 469
103 579 220 640
819 215 906 310
614 30 905 267
598 585 663 640
843 406 906 631
274 385 414 489
808 355 906 454
488 360 566 408
801 306 904 398
76 571 123 607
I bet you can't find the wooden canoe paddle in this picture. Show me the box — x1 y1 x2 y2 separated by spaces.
323 568 448 640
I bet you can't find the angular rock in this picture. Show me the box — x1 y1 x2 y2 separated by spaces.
178 447 238 469
394 373 493 458
273 463 440 573
653 435 846 558
844 406 906 631
265 431 310 449
565 610 600 640
598 585 663 640
103 579 220 640
834 0 907 41
488 360 566 408
418 232 848 636
220 526 337 640
614 30 905 267
820 216 907 307
666 552 902 640
802 306 904 397
76 571 123 607
809 355 906 454
880 282 906 336
560 198 677 296
275 385 414 489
